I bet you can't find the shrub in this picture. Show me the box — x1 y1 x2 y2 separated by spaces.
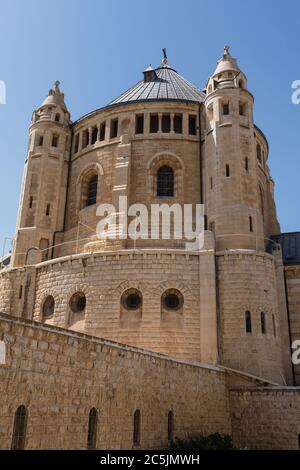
168 432 236 450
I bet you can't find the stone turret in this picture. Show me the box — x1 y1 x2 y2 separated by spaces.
204 46 265 251
11 82 72 267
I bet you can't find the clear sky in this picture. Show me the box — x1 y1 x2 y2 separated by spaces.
0 0 299 255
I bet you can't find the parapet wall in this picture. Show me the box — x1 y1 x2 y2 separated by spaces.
0 314 230 450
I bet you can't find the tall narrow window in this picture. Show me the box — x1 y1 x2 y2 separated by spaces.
188 115 197 135
174 114 183 134
210 176 213 189
261 312 266 334
162 114 171 133
167 411 174 443
82 129 89 148
245 311 252 333
226 164 230 177
133 410 141 447
29 196 33 209
91 126 98 144
74 134 79 153
37 135 43 146
110 118 118 138
99 122 106 141
272 314 276 337
54 113 60 122
46 204 50 216
245 157 249 171
87 408 98 450
157 166 174 197
19 285 23 299
249 215 253 233
86 175 98 207
150 114 159 133
11 405 28 450
51 134 58 147
223 103 229 115
135 115 144 134
239 102 246 116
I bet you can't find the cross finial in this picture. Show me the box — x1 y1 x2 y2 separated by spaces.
224 45 230 55
162 48 168 64
54 80 60 92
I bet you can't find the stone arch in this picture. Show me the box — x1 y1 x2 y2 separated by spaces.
36 290 61 322
65 283 90 328
76 162 104 212
147 152 184 201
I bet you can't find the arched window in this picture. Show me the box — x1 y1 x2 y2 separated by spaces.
87 408 98 450
54 113 60 122
245 311 252 333
133 409 141 447
42 295 55 318
11 405 28 450
86 175 98 207
157 166 174 197
167 411 174 443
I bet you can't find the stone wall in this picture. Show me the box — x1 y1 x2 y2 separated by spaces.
31 249 217 363
0 314 230 450
285 265 300 385
217 251 286 384
230 387 300 449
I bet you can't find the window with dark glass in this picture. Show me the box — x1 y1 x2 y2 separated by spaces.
86 175 98 206
245 157 249 171
261 312 266 334
245 311 252 333
226 164 230 177
150 114 159 133
174 114 183 134
189 115 197 135
133 410 141 447
162 114 171 133
51 134 58 147
87 408 98 450
11 405 28 450
135 115 144 134
157 166 174 197
223 103 229 115
99 122 106 141
91 126 98 144
110 119 118 138
249 215 253 233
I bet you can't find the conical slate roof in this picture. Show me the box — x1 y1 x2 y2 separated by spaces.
109 61 205 105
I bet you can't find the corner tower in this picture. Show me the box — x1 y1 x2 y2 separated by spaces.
11 82 72 267
204 46 265 251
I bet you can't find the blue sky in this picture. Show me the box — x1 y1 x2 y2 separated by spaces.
0 0 299 254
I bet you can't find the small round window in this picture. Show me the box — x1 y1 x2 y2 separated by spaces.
121 289 142 310
43 295 55 318
69 292 86 313
162 289 184 311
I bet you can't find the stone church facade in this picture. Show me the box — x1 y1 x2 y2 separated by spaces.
0 47 300 449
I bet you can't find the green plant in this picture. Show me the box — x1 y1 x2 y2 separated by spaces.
168 432 236 450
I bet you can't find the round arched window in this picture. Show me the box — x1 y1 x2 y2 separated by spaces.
42 295 55 318
162 289 184 311
69 292 86 313
121 289 142 310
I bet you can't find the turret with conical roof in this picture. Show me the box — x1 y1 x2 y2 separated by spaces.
203 46 265 252
11 82 72 267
